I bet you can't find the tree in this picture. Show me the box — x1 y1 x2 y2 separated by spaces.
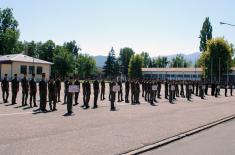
140 51 151 68
23 41 38 57
63 40 81 58
103 47 119 79
199 17 212 52
75 54 96 79
119 47 135 77
128 54 143 79
39 40 55 62
0 8 20 55
170 54 191 67
52 46 74 78
152 56 169 68
199 38 233 80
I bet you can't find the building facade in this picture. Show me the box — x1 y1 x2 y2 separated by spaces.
0 54 53 81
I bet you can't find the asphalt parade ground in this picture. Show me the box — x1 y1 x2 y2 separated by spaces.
0 83 235 155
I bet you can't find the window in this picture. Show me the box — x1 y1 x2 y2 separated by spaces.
29 66 35 74
20 65 27 74
37 66 43 74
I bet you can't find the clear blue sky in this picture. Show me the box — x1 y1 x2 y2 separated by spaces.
1 0 235 56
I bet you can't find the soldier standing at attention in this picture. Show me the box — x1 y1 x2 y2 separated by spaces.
165 79 169 99
21 73 29 106
55 76 61 102
81 81 86 108
142 79 145 97
131 80 135 105
29 73 37 107
110 79 116 111
67 77 74 115
195 81 199 96
180 81 185 98
135 80 140 104
224 82 228 97
93 79 99 109
74 77 80 105
11 74 19 105
1 74 9 103
118 80 123 102
125 79 130 103
63 77 69 105
48 76 57 111
39 73 47 112
230 81 233 96
100 80 105 100
84 80 91 109
157 79 161 99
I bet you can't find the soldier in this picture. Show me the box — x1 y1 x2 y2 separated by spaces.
185 81 190 101
165 79 169 99
199 81 204 99
109 82 112 101
21 73 29 106
93 79 99 109
225 82 228 97
1 74 9 103
134 80 140 104
205 80 209 95
131 80 135 105
48 76 57 111
125 79 130 103
29 73 37 107
118 80 123 102
142 79 145 97
175 82 179 97
150 81 156 106
11 74 19 105
195 81 199 96
63 77 69 105
55 76 61 102
215 82 219 98
110 79 116 111
100 80 105 100
39 73 47 112
84 80 91 109
67 77 74 115
74 77 80 105
211 81 215 96
180 81 185 98
169 81 174 103
157 79 161 99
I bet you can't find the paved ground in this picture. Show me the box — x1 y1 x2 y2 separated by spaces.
0 83 234 155
144 119 235 155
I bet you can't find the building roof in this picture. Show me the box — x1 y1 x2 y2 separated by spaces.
0 54 53 65
142 67 203 72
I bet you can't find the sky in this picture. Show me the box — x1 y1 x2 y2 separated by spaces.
1 0 235 56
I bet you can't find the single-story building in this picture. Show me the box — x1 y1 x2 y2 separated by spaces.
0 54 53 81
142 67 235 81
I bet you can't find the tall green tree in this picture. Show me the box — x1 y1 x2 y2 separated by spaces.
152 56 169 68
52 46 74 77
170 54 191 67
199 17 212 52
0 8 19 55
23 41 38 57
75 54 96 79
140 51 151 68
119 47 135 76
199 38 233 79
103 47 119 79
63 40 81 58
128 54 143 79
39 40 55 62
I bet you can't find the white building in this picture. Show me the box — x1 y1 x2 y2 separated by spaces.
0 54 53 81
142 67 235 81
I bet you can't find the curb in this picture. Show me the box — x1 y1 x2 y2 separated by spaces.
121 114 235 155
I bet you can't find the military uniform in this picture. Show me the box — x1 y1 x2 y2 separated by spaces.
125 80 130 103
1 74 9 103
55 77 61 102
84 80 91 109
165 80 168 99
74 79 80 105
180 82 185 98
21 75 29 106
11 74 19 105
29 74 37 107
48 78 57 111
134 81 140 104
131 80 135 104
63 78 69 104
110 81 116 111
93 80 99 108
39 74 47 112
118 81 123 102
100 80 105 100
67 79 74 114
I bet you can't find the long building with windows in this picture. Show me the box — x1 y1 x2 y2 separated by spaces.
142 67 235 81
0 54 53 81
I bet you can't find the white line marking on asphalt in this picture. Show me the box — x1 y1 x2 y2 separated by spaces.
0 112 32 117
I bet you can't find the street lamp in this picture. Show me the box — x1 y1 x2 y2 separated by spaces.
220 22 235 27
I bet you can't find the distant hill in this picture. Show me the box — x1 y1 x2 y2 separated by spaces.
94 52 201 67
